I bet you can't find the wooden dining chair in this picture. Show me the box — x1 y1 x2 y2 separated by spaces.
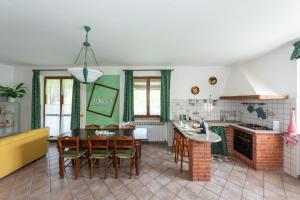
85 124 100 130
105 124 119 129
112 136 135 179
57 136 86 179
87 136 112 179
121 124 136 130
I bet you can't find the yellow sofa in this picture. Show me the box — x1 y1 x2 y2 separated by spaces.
0 128 49 178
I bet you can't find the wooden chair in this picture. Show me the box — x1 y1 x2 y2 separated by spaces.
87 136 111 179
57 136 86 179
112 136 135 179
121 124 136 130
105 124 119 130
85 124 100 130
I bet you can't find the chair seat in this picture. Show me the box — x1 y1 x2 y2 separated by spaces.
91 150 113 158
115 149 135 157
63 149 86 158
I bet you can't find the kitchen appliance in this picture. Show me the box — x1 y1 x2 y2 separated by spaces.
234 129 253 160
238 123 271 130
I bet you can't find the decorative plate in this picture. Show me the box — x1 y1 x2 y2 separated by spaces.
208 76 217 85
191 86 200 95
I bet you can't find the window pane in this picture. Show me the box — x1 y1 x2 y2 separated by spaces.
45 79 60 136
61 79 73 133
150 79 161 115
134 79 147 115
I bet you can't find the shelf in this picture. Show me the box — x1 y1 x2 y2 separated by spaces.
219 95 289 100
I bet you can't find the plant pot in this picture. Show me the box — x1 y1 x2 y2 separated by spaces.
8 97 17 102
0 94 8 102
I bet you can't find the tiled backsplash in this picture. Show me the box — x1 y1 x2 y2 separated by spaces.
170 98 296 133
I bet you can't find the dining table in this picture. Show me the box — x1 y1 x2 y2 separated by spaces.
57 127 148 176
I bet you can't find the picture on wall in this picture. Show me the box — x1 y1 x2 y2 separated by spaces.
87 83 119 118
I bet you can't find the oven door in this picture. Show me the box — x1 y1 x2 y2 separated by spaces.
233 130 253 160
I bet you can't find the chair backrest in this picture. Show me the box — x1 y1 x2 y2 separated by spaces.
57 136 80 156
112 136 135 152
85 124 100 130
105 124 119 129
121 124 136 130
87 136 109 155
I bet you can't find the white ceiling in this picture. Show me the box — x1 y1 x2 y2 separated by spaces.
0 0 300 67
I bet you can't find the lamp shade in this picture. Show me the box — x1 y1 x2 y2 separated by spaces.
68 67 103 84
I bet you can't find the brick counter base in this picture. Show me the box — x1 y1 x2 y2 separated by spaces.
226 127 283 170
188 140 211 181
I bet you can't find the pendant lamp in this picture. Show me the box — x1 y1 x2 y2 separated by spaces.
68 26 103 84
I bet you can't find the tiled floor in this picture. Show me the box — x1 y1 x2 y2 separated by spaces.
1 143 300 200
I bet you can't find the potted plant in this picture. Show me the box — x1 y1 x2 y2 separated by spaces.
0 83 26 102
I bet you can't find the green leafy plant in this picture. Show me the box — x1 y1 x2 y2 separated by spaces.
0 83 26 98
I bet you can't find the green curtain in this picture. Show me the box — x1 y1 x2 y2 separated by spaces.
31 70 41 129
123 70 134 122
210 126 228 156
71 78 81 129
291 41 300 60
160 70 171 122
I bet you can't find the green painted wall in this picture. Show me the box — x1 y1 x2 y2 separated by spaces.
86 75 120 128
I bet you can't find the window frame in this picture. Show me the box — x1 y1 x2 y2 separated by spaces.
43 76 73 133
133 76 161 119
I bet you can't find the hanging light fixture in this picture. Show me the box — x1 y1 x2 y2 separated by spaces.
68 26 103 84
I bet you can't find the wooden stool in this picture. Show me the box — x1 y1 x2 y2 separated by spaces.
179 135 189 173
174 130 182 163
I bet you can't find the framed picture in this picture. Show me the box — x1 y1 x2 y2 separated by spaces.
87 83 119 118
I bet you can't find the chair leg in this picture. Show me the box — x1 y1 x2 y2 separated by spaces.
75 158 80 179
114 156 119 178
72 160 76 169
59 157 64 178
135 155 139 176
180 141 184 173
129 157 133 179
104 157 108 179
89 158 94 179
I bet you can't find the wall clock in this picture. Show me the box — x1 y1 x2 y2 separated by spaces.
87 83 119 118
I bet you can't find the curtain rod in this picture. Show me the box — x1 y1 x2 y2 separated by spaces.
33 69 68 72
122 69 174 71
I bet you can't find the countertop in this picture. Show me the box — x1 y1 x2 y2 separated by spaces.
172 122 221 143
181 120 281 134
229 123 281 134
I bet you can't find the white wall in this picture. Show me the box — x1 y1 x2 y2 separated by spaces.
12 65 230 132
224 42 297 98
0 64 15 86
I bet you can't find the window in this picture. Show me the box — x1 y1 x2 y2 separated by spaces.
44 77 73 136
134 77 161 118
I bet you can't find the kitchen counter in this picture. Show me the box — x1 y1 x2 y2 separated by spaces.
206 120 240 127
229 123 281 134
171 121 221 181
172 122 221 143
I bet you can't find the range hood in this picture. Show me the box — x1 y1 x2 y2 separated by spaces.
219 95 288 100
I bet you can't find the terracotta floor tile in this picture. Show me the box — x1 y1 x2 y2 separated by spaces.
0 143 299 200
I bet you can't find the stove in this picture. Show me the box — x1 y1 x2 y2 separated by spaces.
238 123 271 130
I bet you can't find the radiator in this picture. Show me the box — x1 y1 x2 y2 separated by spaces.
133 121 169 142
